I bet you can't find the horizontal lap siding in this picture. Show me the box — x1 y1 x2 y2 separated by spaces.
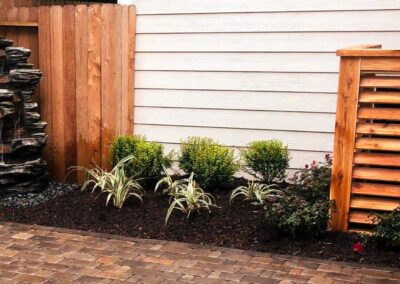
129 0 400 169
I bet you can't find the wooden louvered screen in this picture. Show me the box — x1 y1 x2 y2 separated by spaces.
330 45 400 233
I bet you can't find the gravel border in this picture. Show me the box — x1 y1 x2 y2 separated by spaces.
0 182 78 208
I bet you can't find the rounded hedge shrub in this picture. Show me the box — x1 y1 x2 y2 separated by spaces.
179 137 239 190
241 140 290 183
110 135 172 178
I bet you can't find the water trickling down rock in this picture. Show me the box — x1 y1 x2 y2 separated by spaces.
0 37 48 194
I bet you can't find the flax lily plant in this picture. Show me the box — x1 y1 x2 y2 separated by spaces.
229 181 282 206
67 155 144 209
165 172 217 225
155 165 186 198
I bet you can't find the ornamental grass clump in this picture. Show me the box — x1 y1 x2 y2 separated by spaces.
110 135 172 178
229 181 281 206
179 137 239 190
155 165 186 198
241 140 290 184
67 156 144 209
165 172 217 225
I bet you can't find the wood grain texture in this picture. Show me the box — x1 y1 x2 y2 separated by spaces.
352 183 400 198
74 4 89 183
354 152 400 167
359 91 400 104
49 5 65 181
356 123 400 136
360 76 400 89
355 138 400 152
38 6 52 175
353 167 400 182
100 4 116 169
329 57 361 232
87 4 102 168
37 4 136 182
358 107 400 121
62 5 76 181
361 57 400 71
350 196 400 211
348 211 375 225
128 5 136 134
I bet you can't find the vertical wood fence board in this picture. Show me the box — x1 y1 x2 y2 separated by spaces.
49 5 65 181
120 5 129 134
75 4 89 183
100 4 116 169
115 5 122 136
127 5 136 134
87 4 102 171
62 5 77 181
38 6 53 175
329 57 361 231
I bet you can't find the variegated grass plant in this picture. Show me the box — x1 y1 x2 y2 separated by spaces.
165 172 217 225
229 181 281 206
67 156 144 209
154 165 186 198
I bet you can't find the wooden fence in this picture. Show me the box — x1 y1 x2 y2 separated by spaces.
330 45 400 233
0 4 136 183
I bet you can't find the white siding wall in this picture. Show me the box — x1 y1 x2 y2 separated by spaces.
124 0 400 169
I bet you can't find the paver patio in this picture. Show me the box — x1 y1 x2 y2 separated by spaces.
0 222 399 284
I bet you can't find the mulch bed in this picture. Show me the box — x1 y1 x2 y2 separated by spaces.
1 187 399 268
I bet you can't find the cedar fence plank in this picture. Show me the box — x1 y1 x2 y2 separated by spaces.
75 4 89 183
62 5 77 181
49 5 65 181
87 4 102 168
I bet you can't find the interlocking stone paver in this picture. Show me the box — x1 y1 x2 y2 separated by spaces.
0 222 399 283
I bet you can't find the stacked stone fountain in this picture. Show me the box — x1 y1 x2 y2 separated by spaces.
0 37 48 194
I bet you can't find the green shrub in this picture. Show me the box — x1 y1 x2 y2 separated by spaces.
263 155 332 237
179 137 239 190
110 135 172 178
372 207 400 247
289 154 332 202
264 194 330 237
241 140 290 183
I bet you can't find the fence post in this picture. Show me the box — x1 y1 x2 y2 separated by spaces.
329 56 361 231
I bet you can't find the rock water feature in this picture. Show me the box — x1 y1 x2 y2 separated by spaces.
0 37 48 194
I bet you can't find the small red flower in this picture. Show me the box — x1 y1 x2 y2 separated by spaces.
352 242 364 253
311 160 317 166
325 153 330 159
305 164 309 169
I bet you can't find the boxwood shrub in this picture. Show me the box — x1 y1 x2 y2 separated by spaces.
110 135 172 178
241 140 290 184
179 137 239 190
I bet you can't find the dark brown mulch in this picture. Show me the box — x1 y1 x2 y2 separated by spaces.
0 188 399 268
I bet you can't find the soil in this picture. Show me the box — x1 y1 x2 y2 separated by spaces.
0 188 399 268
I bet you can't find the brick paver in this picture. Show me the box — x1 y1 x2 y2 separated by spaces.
0 222 399 283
